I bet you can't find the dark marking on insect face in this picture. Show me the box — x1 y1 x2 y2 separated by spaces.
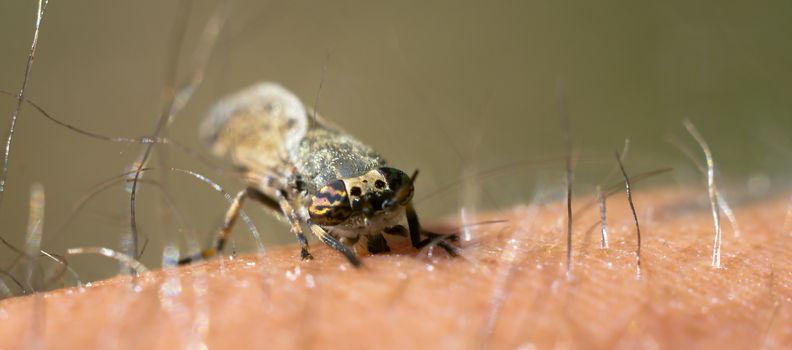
355 189 396 217
309 179 352 225
337 169 408 218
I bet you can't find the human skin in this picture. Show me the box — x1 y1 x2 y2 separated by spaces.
0 187 790 349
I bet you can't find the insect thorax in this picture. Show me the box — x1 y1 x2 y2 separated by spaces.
290 128 386 193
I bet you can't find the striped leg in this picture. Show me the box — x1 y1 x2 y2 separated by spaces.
274 190 313 260
178 186 312 265
179 188 250 265
309 224 362 267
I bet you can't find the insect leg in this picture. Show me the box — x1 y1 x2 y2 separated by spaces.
179 188 253 265
309 224 362 267
405 202 459 257
272 190 314 260
367 234 391 254
405 203 423 248
244 172 314 260
420 237 460 257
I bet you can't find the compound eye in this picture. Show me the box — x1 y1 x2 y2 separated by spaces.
377 167 414 205
378 167 410 190
309 179 352 225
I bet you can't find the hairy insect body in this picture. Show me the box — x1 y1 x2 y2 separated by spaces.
182 83 455 266
294 128 385 191
201 84 307 175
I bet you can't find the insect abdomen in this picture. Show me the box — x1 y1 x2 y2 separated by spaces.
200 83 308 172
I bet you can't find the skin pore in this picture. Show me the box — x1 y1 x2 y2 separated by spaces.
0 187 790 349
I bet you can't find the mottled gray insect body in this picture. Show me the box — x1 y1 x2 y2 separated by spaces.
183 82 456 267
200 83 308 175
293 127 387 193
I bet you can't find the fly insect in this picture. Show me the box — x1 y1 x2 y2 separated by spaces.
178 83 457 267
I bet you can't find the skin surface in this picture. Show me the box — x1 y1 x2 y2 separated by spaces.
0 187 790 349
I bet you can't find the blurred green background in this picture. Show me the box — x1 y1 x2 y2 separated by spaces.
0 1 790 284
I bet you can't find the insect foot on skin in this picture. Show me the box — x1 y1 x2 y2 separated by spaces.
178 83 458 267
